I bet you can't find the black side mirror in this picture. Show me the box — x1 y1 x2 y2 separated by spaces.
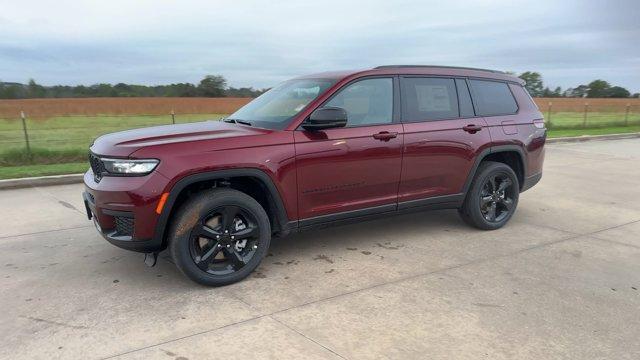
302 107 348 131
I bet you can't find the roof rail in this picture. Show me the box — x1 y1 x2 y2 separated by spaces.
373 65 506 74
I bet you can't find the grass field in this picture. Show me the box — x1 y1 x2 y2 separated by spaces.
0 162 88 180
1 97 639 180
0 113 224 151
545 111 640 129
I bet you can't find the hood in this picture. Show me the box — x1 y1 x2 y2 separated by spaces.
90 121 269 157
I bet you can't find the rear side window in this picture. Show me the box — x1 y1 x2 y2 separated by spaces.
402 77 458 121
469 80 518 116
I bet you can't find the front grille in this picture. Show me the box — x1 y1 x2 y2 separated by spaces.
88 153 105 182
114 216 134 237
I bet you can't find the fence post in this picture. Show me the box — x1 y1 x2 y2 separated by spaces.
546 102 552 128
582 103 589 128
171 109 176 124
625 103 630 126
20 111 32 162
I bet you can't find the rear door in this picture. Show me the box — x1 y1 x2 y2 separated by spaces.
398 77 491 208
294 77 403 222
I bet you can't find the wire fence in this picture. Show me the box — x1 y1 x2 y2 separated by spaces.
1 101 639 165
0 112 225 165
540 101 640 130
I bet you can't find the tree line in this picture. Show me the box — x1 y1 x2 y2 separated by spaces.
0 75 268 99
518 72 638 98
1 72 637 99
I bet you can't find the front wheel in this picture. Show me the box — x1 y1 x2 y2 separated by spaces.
168 188 271 286
459 161 519 230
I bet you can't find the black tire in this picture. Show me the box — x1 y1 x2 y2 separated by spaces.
168 188 271 286
459 161 519 230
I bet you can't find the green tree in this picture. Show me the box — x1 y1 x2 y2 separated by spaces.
567 85 589 98
27 79 46 98
198 75 227 97
586 80 611 98
518 71 544 97
607 86 630 98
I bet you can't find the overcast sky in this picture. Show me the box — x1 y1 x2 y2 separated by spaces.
1 0 638 92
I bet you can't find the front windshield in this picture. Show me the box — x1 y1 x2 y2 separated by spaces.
226 78 336 129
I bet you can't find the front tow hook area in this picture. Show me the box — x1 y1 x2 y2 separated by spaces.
144 252 158 267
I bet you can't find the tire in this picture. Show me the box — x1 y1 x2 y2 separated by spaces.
168 188 271 286
459 161 519 230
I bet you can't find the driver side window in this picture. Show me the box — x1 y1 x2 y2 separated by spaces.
325 78 393 127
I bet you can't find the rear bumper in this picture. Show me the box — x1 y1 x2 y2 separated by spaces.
83 170 169 253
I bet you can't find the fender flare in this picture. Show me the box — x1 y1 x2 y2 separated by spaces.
461 145 527 194
152 168 293 246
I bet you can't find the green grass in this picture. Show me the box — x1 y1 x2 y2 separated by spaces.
0 162 88 180
0 147 86 166
547 125 640 138
546 111 640 129
0 111 639 180
0 113 225 151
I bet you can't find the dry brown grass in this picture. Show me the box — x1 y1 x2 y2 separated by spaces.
0 97 253 119
534 98 640 112
1 96 639 120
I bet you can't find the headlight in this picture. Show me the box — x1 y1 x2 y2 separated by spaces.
101 158 159 175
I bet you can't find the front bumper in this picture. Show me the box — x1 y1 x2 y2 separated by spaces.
83 169 169 253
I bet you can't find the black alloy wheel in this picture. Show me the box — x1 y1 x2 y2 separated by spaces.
479 174 516 223
459 161 520 230
169 188 271 286
189 205 260 275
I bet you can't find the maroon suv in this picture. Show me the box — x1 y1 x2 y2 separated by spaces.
83 65 546 286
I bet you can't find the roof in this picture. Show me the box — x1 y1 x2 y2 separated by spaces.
294 65 524 85
373 65 506 74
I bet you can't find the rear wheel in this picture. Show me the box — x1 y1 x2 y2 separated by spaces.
459 161 519 230
168 188 271 286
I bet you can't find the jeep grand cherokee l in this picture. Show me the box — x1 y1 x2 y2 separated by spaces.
83 65 546 286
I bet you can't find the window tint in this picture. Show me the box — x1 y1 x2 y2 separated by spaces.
455 79 475 117
469 80 518 116
402 77 458 121
325 78 393 126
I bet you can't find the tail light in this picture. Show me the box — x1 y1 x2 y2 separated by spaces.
533 119 546 129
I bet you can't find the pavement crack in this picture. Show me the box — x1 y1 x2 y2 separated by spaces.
0 225 93 240
590 237 640 250
269 315 348 359
20 316 87 329
100 316 269 359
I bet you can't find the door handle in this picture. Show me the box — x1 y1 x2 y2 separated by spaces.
372 131 398 141
463 124 483 133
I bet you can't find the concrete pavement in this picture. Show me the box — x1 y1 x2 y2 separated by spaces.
1 139 639 359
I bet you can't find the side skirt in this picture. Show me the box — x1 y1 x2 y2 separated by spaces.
295 194 464 232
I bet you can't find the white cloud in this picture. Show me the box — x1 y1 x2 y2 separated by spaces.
1 0 638 92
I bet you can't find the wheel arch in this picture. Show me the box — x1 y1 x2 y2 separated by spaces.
152 168 294 249
462 145 527 194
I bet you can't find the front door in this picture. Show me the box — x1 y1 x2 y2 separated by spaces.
294 77 403 222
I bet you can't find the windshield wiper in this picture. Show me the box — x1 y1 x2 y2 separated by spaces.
222 118 252 126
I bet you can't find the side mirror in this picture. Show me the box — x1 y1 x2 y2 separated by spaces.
302 107 348 131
